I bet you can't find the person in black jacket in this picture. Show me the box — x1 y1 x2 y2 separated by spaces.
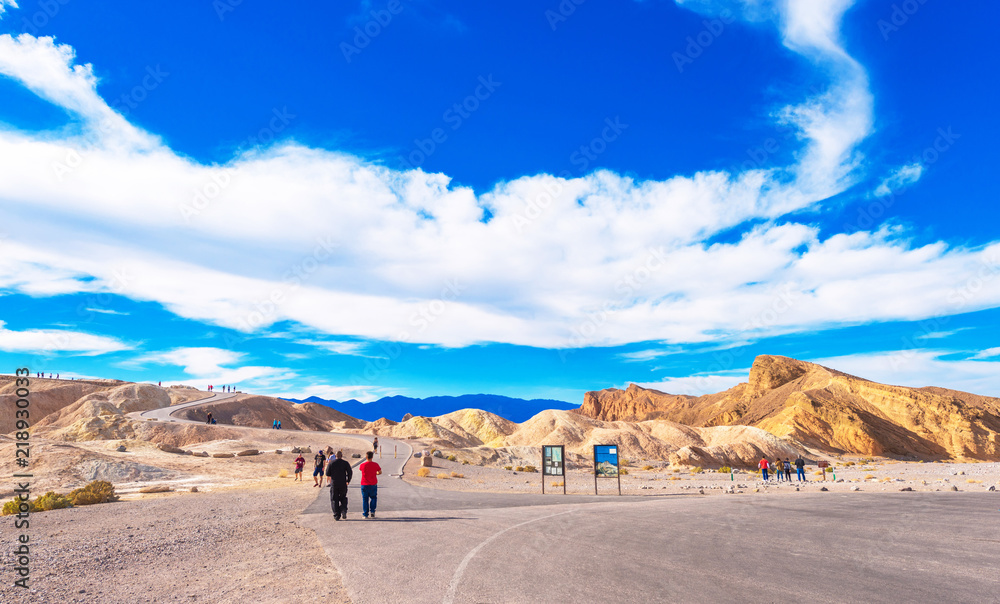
326 451 353 520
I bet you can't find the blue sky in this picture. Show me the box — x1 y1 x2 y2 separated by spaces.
1 0 998 405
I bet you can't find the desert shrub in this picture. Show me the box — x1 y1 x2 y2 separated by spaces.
689 466 703 474
864 474 876 480
417 467 431 478
718 466 732 474
620 468 629 475
813 470 824 476
34 492 73 512
447 455 457 462
278 468 289 478
504 465 513 471
620 459 631 467
643 465 655 471
450 472 464 478
523 465 538 473
515 466 524 472
967 479 983 484
842 461 855 467
2 497 35 516
68 481 119 506
671 468 681 473
462 460 470 465
668 476 681 481
552 481 564 487
436 473 449 479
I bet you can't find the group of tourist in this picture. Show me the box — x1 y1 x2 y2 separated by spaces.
272 419 283 429
207 385 235 392
294 439 382 520
758 455 808 481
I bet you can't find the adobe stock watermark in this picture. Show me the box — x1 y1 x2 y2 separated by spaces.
512 116 627 233
560 247 669 360
348 278 466 385
877 0 931 42
843 126 959 234
545 0 589 31
672 10 736 73
397 75 501 171
179 107 295 222
16 0 71 35
340 0 409 63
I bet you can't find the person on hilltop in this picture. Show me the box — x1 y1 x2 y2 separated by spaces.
783 458 792 481
313 448 327 488
206 412 213 425
359 450 382 519
294 453 306 482
758 457 770 482
795 455 807 481
326 451 353 521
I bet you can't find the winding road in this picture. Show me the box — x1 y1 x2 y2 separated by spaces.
141 392 1000 603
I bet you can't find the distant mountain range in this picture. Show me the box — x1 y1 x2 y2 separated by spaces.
281 394 576 423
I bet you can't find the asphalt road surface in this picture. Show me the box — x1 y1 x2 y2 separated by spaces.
134 391 239 421
301 436 1000 604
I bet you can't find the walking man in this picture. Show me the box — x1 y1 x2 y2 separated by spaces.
795 455 807 481
359 451 382 519
313 448 327 487
326 451 353 520
758 457 770 481
783 458 792 481
206 412 213 425
294 453 305 481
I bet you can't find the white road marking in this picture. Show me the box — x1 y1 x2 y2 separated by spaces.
442 508 579 604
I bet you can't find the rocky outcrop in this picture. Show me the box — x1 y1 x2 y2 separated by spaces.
577 355 1000 461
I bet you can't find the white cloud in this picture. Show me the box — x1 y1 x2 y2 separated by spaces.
618 349 670 362
810 350 1000 397
135 346 295 388
640 372 747 396
293 339 373 357
84 307 129 316
278 383 399 403
0 18 997 352
874 163 923 198
970 347 1000 360
0 320 130 355
0 1 16 17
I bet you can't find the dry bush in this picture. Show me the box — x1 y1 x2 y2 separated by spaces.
447 455 457 462
436 473 449 479
2 498 34 515
718 466 732 474
842 461 855 467
671 468 681 473
417 467 431 477
34 492 73 512
523 465 538 473
504 466 513 471
668 476 681 481
450 472 464 478
278 468 289 478
462 460 470 465
864 474 876 480
967 479 983 484
689 466 703 474
643 465 655 471
515 466 524 472
68 481 119 506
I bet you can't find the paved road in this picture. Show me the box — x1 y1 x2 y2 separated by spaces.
133 391 239 422
301 436 1000 604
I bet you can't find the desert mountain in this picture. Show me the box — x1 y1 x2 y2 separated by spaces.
352 408 799 467
174 395 365 431
577 355 1000 461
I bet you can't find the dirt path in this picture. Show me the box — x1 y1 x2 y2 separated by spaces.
3 481 351 604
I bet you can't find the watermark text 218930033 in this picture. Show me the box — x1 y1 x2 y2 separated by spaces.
11 367 33 590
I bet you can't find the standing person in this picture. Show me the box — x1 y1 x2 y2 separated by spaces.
373 437 379 453
359 451 382 519
783 458 792 481
774 458 784 482
758 457 770 481
326 451 353 520
273 419 278 430
294 453 305 482
313 448 327 488
206 412 213 425
795 455 807 481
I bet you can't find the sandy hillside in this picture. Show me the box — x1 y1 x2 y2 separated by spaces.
0 376 126 433
578 355 1000 460
174 394 365 430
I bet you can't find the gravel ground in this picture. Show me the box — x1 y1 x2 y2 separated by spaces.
2 481 351 604
403 456 1000 496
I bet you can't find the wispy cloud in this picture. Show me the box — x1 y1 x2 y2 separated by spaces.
0 320 130 355
811 350 1000 396
874 163 923 198
84 307 130 316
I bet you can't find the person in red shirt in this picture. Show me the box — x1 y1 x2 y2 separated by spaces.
294 454 305 481
758 457 770 481
359 451 382 519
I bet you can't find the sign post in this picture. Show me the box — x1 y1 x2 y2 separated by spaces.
818 460 829 481
542 445 565 494
593 445 621 496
